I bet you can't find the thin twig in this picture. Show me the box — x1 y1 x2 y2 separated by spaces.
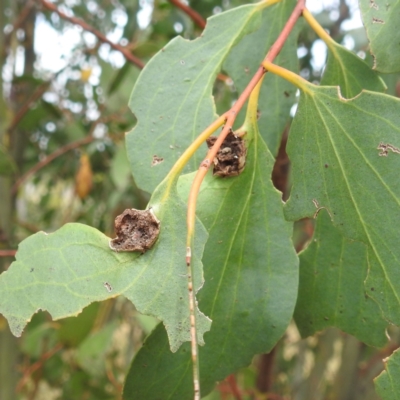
16 344 63 393
12 135 95 194
4 0 36 50
39 0 145 69
0 250 17 257
226 374 243 400
7 82 50 133
168 0 206 29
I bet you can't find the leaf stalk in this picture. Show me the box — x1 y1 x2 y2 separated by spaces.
183 1 306 399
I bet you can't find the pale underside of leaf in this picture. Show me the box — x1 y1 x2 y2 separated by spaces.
285 85 400 327
359 0 400 73
123 111 298 399
126 4 263 194
0 181 211 352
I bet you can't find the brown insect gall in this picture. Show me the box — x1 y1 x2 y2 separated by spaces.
109 208 160 252
206 131 247 177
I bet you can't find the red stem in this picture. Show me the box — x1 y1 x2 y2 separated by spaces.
226 374 243 400
16 344 63 393
203 0 305 173
168 0 206 29
0 250 16 257
187 0 306 254
39 0 145 69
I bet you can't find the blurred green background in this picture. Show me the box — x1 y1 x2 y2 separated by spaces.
1 0 399 399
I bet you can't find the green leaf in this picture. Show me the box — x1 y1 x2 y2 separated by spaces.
284 83 400 327
294 211 387 347
321 38 386 98
223 0 298 155
0 181 210 352
126 3 264 194
293 31 388 347
375 349 400 399
359 0 400 73
123 105 298 399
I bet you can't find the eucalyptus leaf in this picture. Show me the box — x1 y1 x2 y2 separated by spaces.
359 0 400 73
123 101 298 399
126 3 264 194
320 37 386 98
294 31 388 347
375 349 400 400
284 83 400 327
294 211 387 347
0 180 210 352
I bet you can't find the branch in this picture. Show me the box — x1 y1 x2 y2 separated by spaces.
226 374 243 400
39 0 145 69
12 135 95 195
0 250 16 257
16 344 63 393
168 0 206 29
7 82 50 133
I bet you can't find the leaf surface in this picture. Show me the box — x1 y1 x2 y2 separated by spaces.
123 101 298 399
284 83 400 327
375 349 400 400
126 3 263 193
294 211 386 347
223 0 298 155
0 181 210 352
359 0 400 73
293 35 387 347
320 37 386 98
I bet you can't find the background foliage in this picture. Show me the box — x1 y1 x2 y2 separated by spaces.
1 0 400 399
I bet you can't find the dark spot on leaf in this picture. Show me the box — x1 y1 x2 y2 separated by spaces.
324 317 329 321
371 287 375 291
372 17 384 24
30 268 34 272
284 91 290 97
103 282 112 292
109 208 160 252
325 164 328 168
152 155 164 166
206 132 246 177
